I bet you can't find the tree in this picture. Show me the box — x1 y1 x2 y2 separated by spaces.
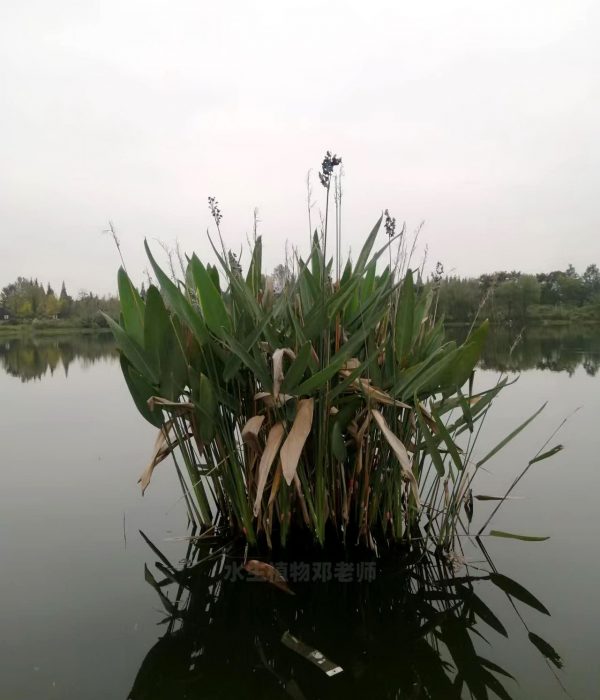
59 281 73 317
582 264 600 303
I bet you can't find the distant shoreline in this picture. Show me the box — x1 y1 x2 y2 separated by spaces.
444 319 600 328
0 323 112 337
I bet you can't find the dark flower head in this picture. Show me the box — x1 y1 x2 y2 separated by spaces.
208 196 223 226
319 150 342 189
384 209 396 238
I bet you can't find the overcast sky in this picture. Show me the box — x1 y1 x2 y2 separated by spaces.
1 0 599 295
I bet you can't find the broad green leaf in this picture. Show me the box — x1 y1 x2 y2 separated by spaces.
340 258 352 285
439 320 489 390
354 216 382 274
221 330 272 390
103 313 159 384
189 254 232 336
294 319 375 395
412 288 433 339
330 420 347 462
117 267 145 347
396 344 456 398
281 341 313 394
144 240 210 345
144 285 185 399
489 530 549 542
119 356 162 427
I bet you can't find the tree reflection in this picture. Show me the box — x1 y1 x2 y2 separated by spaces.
0 334 117 382
447 325 600 377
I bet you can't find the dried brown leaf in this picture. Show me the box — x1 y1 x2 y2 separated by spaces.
254 422 285 517
139 421 174 495
371 409 420 509
280 398 314 486
244 559 295 595
272 348 296 399
255 391 294 408
147 396 194 413
241 415 265 454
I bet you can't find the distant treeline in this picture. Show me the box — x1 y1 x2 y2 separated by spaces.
0 277 120 327
3 263 600 329
432 264 600 324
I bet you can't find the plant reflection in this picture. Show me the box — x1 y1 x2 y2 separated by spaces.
0 334 117 382
129 536 564 699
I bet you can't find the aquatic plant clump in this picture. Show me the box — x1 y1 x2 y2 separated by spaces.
107 166 544 552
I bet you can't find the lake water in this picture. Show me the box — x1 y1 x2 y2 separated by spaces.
1 328 598 699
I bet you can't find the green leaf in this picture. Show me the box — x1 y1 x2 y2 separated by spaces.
412 288 433 339
119 356 163 427
395 270 415 364
103 313 159 384
144 286 188 400
475 495 524 501
144 239 210 345
246 236 262 296
528 444 563 465
189 254 232 337
396 345 456 398
456 387 474 432
117 267 145 347
143 286 170 376
194 373 216 442
221 330 272 390
489 573 550 615
294 319 375 396
281 341 313 394
354 216 382 274
439 320 489 390
330 420 347 462
415 402 445 478
476 403 546 469
489 530 549 542
431 407 464 472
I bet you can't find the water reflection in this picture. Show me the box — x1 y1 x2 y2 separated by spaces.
0 333 117 382
447 325 600 376
129 537 564 699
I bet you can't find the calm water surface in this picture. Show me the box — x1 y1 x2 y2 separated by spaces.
0 329 598 699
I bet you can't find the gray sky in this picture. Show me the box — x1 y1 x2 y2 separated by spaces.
1 0 599 295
